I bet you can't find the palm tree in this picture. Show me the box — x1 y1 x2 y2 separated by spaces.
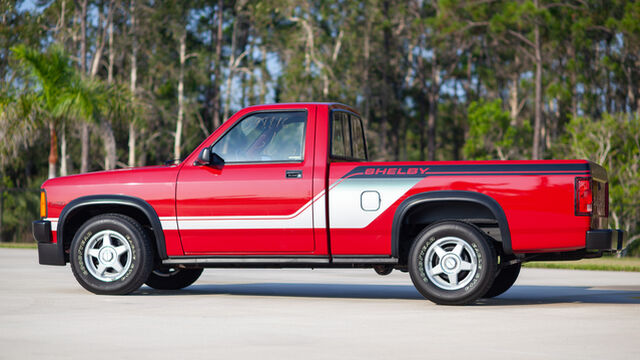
7 45 107 178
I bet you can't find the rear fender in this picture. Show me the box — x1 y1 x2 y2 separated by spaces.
392 191 512 256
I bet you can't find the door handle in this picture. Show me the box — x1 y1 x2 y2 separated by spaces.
286 170 303 179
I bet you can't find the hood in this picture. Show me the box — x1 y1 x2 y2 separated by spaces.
42 165 178 188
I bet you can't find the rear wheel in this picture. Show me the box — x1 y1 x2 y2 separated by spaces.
483 262 521 298
408 221 497 305
145 267 203 290
70 214 153 295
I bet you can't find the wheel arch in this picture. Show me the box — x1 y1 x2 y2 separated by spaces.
392 191 512 258
58 195 168 261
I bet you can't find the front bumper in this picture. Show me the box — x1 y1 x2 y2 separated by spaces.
586 229 625 251
32 220 65 265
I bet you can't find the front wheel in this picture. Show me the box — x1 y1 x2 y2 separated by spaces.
145 267 203 290
408 221 497 305
70 214 154 295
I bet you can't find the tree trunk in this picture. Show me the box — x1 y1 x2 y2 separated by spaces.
174 30 186 161
427 90 438 161
636 59 640 117
427 61 441 161
102 121 117 170
90 0 115 77
212 0 223 128
378 1 392 160
48 122 58 179
223 8 240 121
259 45 267 104
532 4 543 160
509 56 520 126
60 123 67 176
128 0 137 167
79 0 89 173
53 0 66 179
626 68 635 115
80 0 87 73
605 40 613 114
57 0 66 42
107 8 114 83
418 100 426 161
80 124 89 172
509 75 519 126
363 12 371 125
205 8 215 132
103 2 117 170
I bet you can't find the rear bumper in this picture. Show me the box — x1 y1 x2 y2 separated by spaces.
586 229 625 251
32 220 65 265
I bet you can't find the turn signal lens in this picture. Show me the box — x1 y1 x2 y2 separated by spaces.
575 177 592 216
40 190 47 218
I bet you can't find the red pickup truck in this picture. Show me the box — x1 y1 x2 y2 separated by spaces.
33 103 624 304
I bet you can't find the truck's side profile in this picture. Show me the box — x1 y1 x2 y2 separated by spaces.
33 103 624 304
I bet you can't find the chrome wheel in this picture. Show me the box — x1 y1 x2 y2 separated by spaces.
84 230 132 282
425 236 478 291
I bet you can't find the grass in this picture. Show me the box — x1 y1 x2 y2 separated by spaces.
524 256 640 272
0 242 37 249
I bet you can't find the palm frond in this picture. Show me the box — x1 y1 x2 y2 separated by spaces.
11 45 73 115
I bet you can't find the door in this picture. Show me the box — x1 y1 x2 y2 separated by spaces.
176 109 316 254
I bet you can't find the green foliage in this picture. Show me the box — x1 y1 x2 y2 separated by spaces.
463 100 531 160
0 176 40 243
1 0 640 245
555 114 640 255
11 44 107 124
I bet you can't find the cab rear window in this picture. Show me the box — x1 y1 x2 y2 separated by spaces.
330 111 367 161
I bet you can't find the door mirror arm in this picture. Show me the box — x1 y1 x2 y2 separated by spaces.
210 152 225 169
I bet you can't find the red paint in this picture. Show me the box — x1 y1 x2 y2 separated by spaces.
40 103 608 260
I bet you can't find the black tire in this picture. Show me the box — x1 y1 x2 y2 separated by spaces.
482 262 521 298
408 221 497 305
70 214 154 295
145 267 203 290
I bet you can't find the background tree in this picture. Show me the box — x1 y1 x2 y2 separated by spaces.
1 0 638 247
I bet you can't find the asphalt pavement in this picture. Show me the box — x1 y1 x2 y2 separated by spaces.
1 248 639 359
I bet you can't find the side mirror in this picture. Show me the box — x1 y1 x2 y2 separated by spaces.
196 147 225 169
197 147 211 165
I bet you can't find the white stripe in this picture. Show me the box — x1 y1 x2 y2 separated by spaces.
174 207 313 230
161 219 178 230
45 218 58 231
329 179 419 229
164 190 325 231
313 191 327 229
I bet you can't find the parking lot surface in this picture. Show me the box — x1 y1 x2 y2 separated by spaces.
1 248 639 359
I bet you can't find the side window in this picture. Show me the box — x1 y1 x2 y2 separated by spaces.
331 111 367 161
350 115 366 160
211 111 306 163
331 112 351 158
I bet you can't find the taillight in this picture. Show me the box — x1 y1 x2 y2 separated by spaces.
40 190 47 218
575 177 592 216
